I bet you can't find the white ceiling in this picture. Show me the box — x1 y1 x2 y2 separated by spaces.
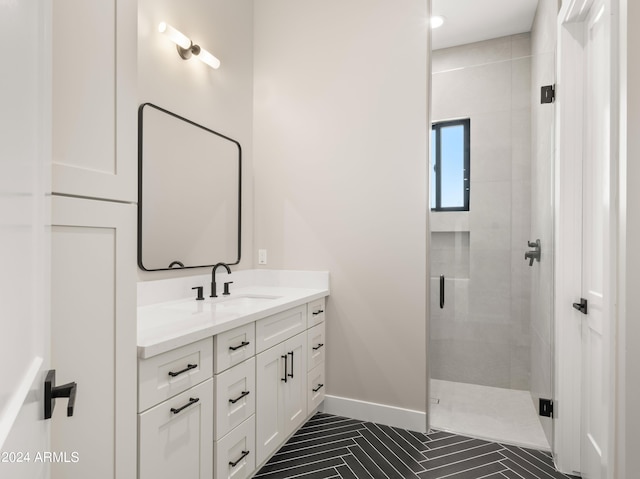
432 0 539 50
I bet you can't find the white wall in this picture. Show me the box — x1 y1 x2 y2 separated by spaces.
137 0 254 280
430 34 532 390
253 0 429 415
618 0 640 475
530 0 557 448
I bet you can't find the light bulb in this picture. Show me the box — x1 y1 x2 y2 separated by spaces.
430 16 445 29
158 22 192 50
196 48 221 70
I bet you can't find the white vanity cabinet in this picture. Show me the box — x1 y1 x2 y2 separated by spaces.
137 295 328 479
137 340 214 479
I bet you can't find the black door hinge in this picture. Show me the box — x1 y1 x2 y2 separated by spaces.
541 85 555 104
539 398 554 418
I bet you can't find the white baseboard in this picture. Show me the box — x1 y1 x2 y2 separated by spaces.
321 395 427 433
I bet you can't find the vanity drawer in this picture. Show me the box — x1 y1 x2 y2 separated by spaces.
307 363 325 412
307 298 326 328
255 305 306 353
214 415 256 479
214 358 256 440
138 338 213 412
139 378 213 479
214 322 256 373
307 322 325 372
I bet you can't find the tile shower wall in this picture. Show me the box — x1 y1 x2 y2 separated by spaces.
430 34 532 390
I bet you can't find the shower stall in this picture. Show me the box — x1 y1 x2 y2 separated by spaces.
428 0 556 451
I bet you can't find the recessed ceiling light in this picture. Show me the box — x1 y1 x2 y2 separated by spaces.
430 15 445 29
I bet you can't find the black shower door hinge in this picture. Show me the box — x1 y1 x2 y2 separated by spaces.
541 85 555 104
539 398 554 418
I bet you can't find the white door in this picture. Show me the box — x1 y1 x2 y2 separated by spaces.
255 344 285 466
282 332 307 437
0 2 51 478
580 0 611 477
50 196 137 479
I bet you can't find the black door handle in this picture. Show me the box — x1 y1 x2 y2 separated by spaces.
229 450 250 467
229 341 250 351
288 351 294 378
281 355 288 383
168 363 197 377
573 298 588 315
170 397 200 414
229 391 250 404
44 369 77 419
440 275 445 309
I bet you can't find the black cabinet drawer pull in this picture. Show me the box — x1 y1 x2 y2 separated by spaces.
312 383 324 393
229 450 250 467
312 309 324 316
168 364 197 377
288 351 294 378
312 343 324 351
229 391 250 404
229 341 250 351
281 355 288 383
170 397 199 414
439 274 445 309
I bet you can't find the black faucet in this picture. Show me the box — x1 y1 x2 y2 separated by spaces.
210 262 231 298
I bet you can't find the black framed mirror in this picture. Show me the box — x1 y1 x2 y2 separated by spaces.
138 103 241 271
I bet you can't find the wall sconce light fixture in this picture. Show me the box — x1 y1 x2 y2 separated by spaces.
158 22 221 70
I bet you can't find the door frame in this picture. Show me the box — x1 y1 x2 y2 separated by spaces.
555 0 620 475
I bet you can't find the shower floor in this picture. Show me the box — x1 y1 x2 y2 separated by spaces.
430 379 550 451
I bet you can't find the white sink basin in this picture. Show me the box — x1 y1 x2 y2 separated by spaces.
166 294 282 314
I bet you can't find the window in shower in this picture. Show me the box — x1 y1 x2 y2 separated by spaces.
430 119 470 211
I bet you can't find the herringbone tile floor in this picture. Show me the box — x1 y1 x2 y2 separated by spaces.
254 413 579 479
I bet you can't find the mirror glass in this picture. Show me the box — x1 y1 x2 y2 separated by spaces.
138 103 241 271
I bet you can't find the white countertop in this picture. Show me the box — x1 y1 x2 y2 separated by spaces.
138 284 329 359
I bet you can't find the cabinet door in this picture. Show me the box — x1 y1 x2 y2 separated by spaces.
214 322 256 373
307 363 325 413
283 332 308 437
215 416 256 479
256 343 285 466
139 338 213 412
255 305 306 353
307 298 326 328
214 358 256 440
51 196 136 479
307 322 325 372
139 379 213 479
52 0 136 202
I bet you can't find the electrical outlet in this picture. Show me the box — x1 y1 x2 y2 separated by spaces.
258 249 267 265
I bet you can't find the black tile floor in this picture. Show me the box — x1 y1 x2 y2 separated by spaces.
254 413 580 479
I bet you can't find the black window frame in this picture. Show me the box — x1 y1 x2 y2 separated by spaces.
431 118 470 212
